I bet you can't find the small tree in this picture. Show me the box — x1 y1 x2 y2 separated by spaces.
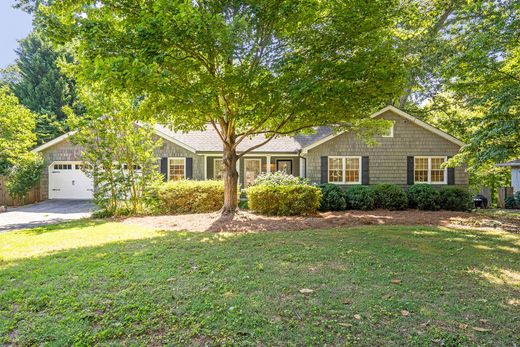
39 0 405 214
0 86 36 174
68 92 162 215
6 153 44 205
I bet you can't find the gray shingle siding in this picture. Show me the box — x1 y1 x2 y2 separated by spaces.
306 111 468 187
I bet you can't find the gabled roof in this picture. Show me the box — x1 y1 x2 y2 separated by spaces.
32 131 77 153
32 106 464 155
300 105 465 154
496 159 520 167
154 124 332 153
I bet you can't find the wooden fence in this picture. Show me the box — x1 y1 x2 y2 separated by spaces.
0 176 40 207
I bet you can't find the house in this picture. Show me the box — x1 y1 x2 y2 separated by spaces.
496 159 520 193
32 105 468 200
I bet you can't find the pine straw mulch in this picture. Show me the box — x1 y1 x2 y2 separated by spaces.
121 209 520 233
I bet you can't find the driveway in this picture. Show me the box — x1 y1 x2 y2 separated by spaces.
0 200 94 232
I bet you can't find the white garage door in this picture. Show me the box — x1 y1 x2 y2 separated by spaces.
49 162 94 199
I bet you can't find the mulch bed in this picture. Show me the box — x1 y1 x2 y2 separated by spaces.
122 210 520 233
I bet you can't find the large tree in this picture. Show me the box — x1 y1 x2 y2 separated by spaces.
12 31 82 144
39 0 405 213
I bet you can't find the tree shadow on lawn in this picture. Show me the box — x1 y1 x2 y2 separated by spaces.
0 225 519 345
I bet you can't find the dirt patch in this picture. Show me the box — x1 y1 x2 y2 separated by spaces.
122 210 520 233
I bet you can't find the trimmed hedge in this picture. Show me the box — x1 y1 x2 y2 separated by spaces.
372 184 408 211
439 186 472 211
407 184 440 211
318 184 347 211
247 185 322 216
156 180 224 214
345 186 375 210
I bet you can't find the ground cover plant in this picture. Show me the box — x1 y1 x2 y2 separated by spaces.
1 220 518 345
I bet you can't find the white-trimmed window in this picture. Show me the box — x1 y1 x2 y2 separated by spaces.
214 158 225 180
382 124 394 137
328 156 361 184
168 158 186 181
414 156 447 184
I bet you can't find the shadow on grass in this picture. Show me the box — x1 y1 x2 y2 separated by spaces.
18 218 108 235
1 224 518 345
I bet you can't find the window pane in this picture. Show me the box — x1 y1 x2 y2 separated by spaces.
431 157 445 183
345 158 360 183
214 159 225 180
245 159 261 186
414 158 429 183
328 158 343 183
169 158 185 181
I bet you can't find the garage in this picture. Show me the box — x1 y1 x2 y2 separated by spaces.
48 161 94 199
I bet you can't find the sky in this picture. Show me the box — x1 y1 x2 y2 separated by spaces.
0 0 33 68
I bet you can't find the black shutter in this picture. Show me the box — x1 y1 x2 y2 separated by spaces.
320 156 328 184
160 157 168 182
447 156 455 185
186 157 193 179
407 156 414 185
362 156 369 185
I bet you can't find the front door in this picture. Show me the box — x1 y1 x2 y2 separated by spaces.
245 159 262 187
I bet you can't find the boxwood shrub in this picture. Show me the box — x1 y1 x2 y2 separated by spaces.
345 186 375 210
318 184 347 211
371 184 408 211
156 180 224 214
407 184 440 211
247 185 322 216
439 186 472 211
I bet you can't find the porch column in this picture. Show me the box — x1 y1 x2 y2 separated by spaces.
266 155 271 173
203 155 207 179
299 157 305 178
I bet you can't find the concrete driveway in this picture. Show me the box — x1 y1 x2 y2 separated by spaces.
0 200 94 232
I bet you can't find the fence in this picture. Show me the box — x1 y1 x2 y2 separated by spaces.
0 176 41 207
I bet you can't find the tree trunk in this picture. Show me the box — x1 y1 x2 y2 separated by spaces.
222 145 239 214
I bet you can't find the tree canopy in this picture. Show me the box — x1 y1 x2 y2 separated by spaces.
39 0 406 212
11 31 83 144
0 87 37 174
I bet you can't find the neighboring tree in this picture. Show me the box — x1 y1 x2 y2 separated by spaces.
40 0 405 213
0 87 37 174
68 91 162 215
5 153 44 205
12 31 82 144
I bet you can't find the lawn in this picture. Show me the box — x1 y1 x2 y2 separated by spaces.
0 221 518 346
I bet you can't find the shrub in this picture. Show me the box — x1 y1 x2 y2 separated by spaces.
156 180 225 214
439 186 472 211
345 186 375 210
318 184 347 211
247 185 322 216
371 184 408 210
407 184 440 211
253 171 309 186
5 153 44 204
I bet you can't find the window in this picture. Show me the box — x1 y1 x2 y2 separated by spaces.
328 156 361 184
414 156 447 184
121 164 141 171
54 164 72 170
168 158 186 181
214 159 225 180
382 124 394 137
245 159 262 187
276 160 292 174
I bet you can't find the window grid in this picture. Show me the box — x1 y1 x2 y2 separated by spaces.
414 157 447 184
169 158 185 181
328 157 361 184
54 164 72 170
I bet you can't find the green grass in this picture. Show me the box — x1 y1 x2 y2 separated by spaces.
1 221 519 346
